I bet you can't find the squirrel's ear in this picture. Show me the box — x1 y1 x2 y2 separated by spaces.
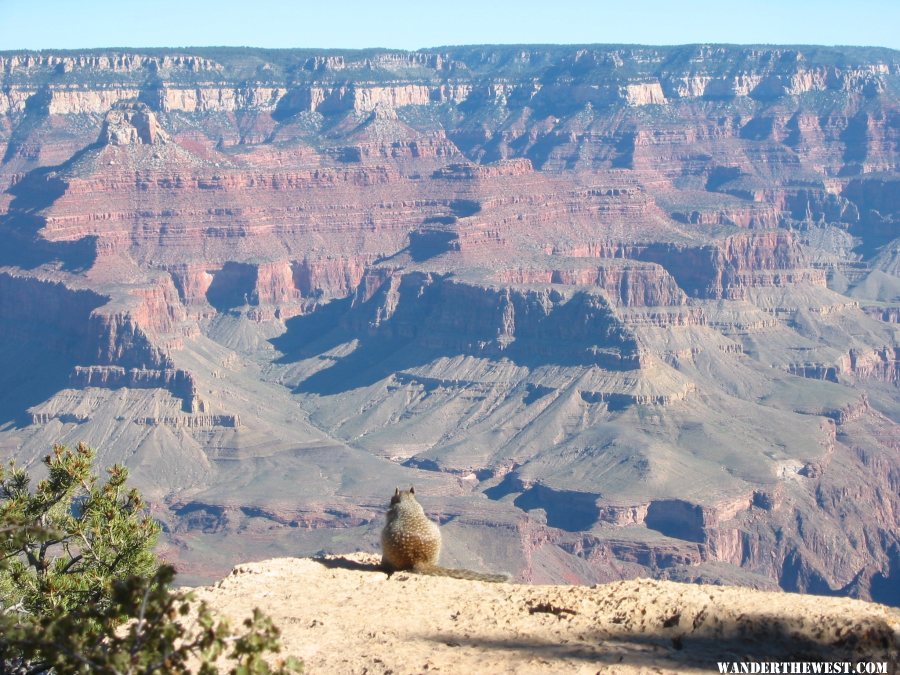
409 485 415 494
394 487 400 496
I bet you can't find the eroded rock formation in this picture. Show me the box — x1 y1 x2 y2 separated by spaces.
0 45 897 603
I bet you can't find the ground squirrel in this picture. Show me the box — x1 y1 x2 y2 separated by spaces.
380 486 507 582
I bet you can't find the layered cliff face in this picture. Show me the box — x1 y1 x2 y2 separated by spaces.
0 45 898 603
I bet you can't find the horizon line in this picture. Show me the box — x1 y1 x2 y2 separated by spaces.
1 42 898 54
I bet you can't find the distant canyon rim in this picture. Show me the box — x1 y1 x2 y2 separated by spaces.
0 44 897 603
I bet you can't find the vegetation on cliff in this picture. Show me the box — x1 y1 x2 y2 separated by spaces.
0 443 301 674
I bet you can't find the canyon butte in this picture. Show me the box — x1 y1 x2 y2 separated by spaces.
0 45 897 603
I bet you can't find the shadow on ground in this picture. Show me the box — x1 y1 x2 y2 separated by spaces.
0 343 83 429
0 143 100 271
312 555 385 574
270 277 638 396
423 608 899 670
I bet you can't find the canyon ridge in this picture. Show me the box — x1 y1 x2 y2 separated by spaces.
0 45 897 603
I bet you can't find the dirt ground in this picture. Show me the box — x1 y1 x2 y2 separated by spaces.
195 553 900 674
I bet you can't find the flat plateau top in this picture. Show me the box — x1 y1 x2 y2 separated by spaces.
195 553 900 674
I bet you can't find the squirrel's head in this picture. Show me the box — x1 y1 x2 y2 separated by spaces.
390 486 416 506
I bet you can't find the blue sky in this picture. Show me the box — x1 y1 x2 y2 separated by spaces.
0 0 897 51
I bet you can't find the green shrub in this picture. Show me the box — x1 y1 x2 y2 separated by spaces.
0 443 301 674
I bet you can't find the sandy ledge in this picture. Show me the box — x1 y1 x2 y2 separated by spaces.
193 553 900 674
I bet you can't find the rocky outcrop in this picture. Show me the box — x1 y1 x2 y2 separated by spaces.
432 159 534 180
0 53 220 75
788 348 899 385
349 273 641 369
0 271 199 408
70 364 192 392
1 44 898 607
623 82 667 106
86 309 171 369
864 306 900 323
166 256 372 313
494 261 686 307
131 276 189 333
548 232 823 300
0 46 894 123
192 555 900 674
0 272 107 352
100 102 169 145
69 365 199 411
842 347 900 383
638 232 825 299
291 256 371 302
134 414 240 428
30 160 420 265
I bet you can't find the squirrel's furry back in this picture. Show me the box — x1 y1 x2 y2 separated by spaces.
380 487 507 583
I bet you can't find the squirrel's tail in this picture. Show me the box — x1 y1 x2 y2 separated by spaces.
412 563 508 583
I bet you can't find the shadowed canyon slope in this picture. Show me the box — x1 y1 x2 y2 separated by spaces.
0 45 897 601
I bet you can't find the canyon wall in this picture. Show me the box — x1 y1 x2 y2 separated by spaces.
0 45 898 602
